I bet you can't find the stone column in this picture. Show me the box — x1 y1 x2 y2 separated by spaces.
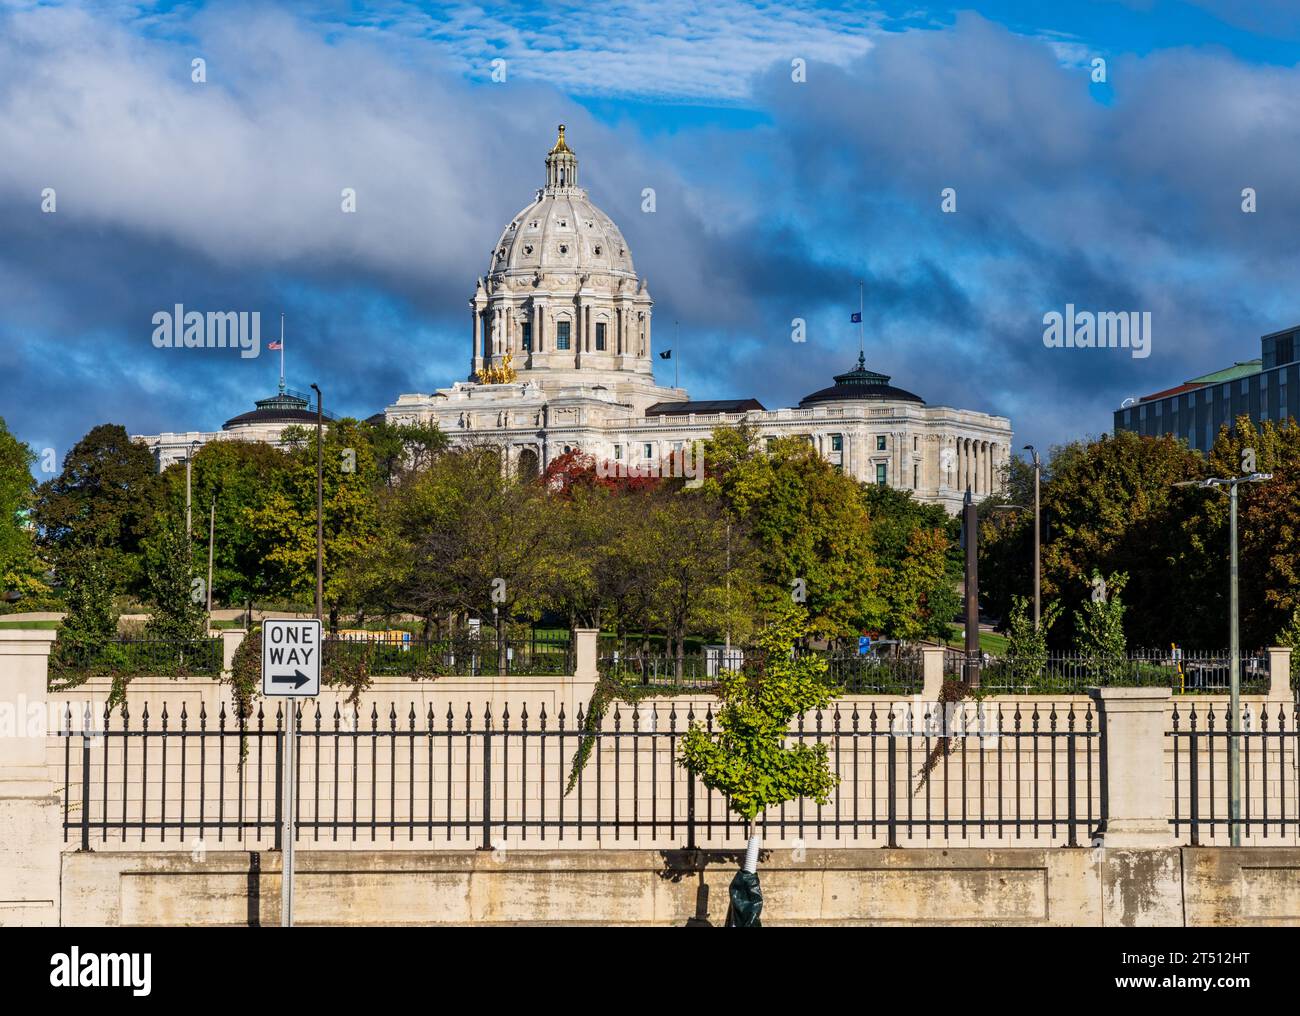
472 306 483 366
921 645 945 700
572 628 600 708
1267 647 1292 698
1089 686 1174 847
220 628 247 678
0 630 61 926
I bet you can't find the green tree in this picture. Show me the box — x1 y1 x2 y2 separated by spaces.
159 439 289 610
58 551 120 648
0 418 48 605
679 607 840 833
702 429 882 639
1073 570 1129 679
642 487 762 669
863 485 959 641
246 418 380 624
365 419 448 488
1004 594 1064 684
33 423 160 593
141 515 207 642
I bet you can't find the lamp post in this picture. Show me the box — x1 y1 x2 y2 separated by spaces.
310 384 324 624
1024 445 1041 630
962 487 980 687
1175 470 1272 846
185 440 201 542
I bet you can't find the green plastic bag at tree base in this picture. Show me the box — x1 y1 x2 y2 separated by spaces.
726 869 763 927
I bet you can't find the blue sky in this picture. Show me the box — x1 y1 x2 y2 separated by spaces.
2 0 1299 474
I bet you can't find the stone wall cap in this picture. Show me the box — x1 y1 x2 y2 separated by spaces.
0 629 58 644
1088 686 1173 700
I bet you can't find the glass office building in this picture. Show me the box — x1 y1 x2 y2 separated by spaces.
1113 325 1299 453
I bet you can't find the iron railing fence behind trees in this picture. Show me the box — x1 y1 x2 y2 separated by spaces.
942 649 1271 695
324 630 572 678
818 647 924 695
597 645 924 694
55 698 1100 851
48 638 222 686
1168 700 1300 846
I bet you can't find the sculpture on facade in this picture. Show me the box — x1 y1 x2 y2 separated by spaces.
475 351 518 385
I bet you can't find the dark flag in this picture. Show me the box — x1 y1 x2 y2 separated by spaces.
850 312 862 323
659 349 672 359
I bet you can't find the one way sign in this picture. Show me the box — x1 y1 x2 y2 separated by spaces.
261 618 322 697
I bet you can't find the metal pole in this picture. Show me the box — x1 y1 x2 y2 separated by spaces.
963 488 980 687
1228 481 1241 847
206 499 215 620
1032 452 1041 630
311 384 324 624
185 455 192 542
281 698 296 926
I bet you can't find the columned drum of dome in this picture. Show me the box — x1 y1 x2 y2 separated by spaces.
471 125 654 386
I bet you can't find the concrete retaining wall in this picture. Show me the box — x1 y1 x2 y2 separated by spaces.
58 846 1300 926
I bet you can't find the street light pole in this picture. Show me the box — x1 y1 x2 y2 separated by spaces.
1024 445 1041 630
310 383 324 625
1175 470 1271 847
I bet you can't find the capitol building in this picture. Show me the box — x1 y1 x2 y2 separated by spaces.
136 126 1011 513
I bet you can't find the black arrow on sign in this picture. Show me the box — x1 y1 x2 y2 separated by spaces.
271 670 311 690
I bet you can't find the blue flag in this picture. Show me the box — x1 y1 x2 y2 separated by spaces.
659 350 672 359
850 312 862 323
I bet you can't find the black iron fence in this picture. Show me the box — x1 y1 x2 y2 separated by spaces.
48 638 222 686
56 698 1099 851
944 649 1272 695
1168 700 1300 845
598 646 923 694
326 629 572 677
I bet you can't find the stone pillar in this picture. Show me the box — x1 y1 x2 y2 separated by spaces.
220 628 247 678
0 630 61 926
472 306 483 367
1268 646 1292 698
571 628 600 707
921 645 945 700
1089 686 1174 847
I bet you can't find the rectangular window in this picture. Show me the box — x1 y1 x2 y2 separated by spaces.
595 322 606 351
556 321 571 350
614 445 622 460
1278 334 1295 367
875 463 887 486
520 323 532 351
1241 379 1249 395
830 434 843 452
876 435 886 451
913 464 919 488
643 443 653 459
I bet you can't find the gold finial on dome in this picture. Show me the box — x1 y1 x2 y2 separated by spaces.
549 123 573 155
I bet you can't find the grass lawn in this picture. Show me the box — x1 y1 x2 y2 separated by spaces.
945 631 1010 655
0 619 61 629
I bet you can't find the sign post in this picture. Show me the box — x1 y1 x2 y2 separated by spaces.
262 618 322 928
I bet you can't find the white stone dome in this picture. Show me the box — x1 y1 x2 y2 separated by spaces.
486 125 638 285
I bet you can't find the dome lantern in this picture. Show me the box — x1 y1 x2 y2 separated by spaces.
545 124 578 191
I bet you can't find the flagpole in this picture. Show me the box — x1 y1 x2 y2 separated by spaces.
858 281 864 360
674 320 679 388
279 313 286 394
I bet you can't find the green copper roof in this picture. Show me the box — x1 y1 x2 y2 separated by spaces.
1186 360 1261 384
